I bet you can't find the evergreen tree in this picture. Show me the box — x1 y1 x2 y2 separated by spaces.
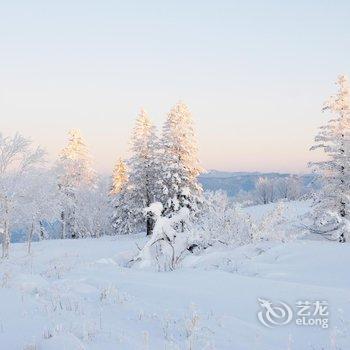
125 109 161 235
160 102 203 224
110 158 132 235
110 158 128 195
310 75 350 242
57 129 96 239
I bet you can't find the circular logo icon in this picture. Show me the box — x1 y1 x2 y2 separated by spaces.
257 298 293 328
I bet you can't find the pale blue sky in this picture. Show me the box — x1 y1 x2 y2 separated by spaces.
1 1 349 173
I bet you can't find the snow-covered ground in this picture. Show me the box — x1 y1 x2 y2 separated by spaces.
0 202 349 350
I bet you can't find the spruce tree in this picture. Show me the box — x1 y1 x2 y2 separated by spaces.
160 102 203 224
126 109 161 235
110 158 132 235
310 75 350 242
110 158 128 195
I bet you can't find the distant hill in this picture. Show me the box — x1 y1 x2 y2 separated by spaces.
198 170 315 197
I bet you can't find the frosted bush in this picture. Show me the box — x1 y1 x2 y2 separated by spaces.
193 191 253 248
251 202 289 242
195 192 294 247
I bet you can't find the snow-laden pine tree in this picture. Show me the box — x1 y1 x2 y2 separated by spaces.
310 75 350 242
160 102 203 224
110 158 128 195
56 129 96 239
124 109 161 235
109 158 133 235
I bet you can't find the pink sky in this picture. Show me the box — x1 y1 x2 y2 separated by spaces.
1 1 346 174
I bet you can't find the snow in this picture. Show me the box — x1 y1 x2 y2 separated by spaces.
144 202 163 217
0 203 349 349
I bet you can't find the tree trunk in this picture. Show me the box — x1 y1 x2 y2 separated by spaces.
340 201 346 243
39 220 45 240
27 221 34 254
146 217 154 236
2 201 10 259
340 162 346 243
61 211 66 239
3 225 9 259
71 226 77 239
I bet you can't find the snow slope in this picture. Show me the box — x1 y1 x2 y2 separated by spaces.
0 232 349 350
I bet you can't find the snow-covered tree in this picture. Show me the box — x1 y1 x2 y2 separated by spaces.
195 191 253 247
310 75 350 243
251 202 290 242
109 158 133 235
74 176 112 238
124 109 161 235
56 129 96 239
254 177 275 204
19 169 61 254
130 202 192 271
0 133 45 257
110 188 133 235
275 176 302 201
160 102 203 225
250 176 302 205
110 158 128 195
